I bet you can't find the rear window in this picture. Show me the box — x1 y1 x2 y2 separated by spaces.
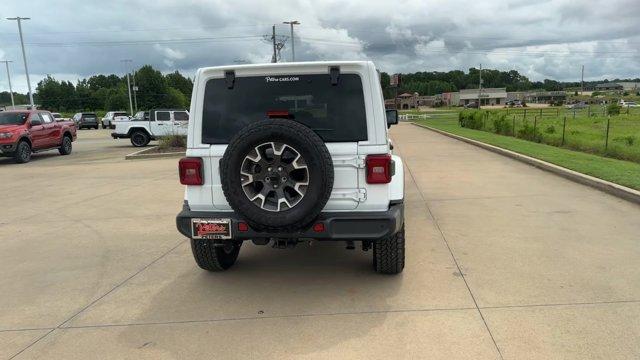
174 111 189 121
83 114 97 119
0 112 28 125
202 74 367 144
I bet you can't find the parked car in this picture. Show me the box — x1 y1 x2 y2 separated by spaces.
506 100 524 108
565 101 588 109
72 112 99 129
464 102 479 108
101 111 129 129
111 109 189 147
0 110 77 163
51 112 68 121
175 61 405 274
619 100 639 108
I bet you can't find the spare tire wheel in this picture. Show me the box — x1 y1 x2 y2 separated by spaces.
220 119 334 231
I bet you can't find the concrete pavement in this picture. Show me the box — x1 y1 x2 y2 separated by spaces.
1 123 639 359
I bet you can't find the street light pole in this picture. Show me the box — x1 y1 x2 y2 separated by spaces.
478 63 482 109
283 20 300 62
131 67 138 112
0 60 15 109
121 59 134 115
7 17 34 108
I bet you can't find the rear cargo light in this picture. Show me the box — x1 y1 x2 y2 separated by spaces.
366 154 393 184
179 157 203 185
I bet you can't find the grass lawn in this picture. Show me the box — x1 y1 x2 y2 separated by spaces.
414 115 640 191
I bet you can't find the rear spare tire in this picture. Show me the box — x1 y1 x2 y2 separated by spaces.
220 119 334 231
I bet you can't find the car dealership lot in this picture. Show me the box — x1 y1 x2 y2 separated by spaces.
1 123 639 359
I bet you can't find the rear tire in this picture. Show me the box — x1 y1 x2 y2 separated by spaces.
191 239 241 271
130 130 150 147
94 125 99 130
373 226 405 274
58 136 72 155
14 140 32 164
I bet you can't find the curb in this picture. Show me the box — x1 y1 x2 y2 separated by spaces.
411 122 640 205
125 146 185 160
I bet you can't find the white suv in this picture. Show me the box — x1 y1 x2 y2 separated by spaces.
176 61 405 274
101 111 128 129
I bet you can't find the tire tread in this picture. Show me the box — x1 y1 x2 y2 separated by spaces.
374 227 405 274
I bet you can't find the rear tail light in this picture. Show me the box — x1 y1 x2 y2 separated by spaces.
366 154 393 184
179 157 203 185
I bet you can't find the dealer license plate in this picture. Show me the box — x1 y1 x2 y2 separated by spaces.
191 218 232 239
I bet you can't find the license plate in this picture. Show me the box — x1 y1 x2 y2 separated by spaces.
191 218 232 239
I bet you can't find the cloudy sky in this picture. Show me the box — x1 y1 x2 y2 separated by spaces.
1 0 639 93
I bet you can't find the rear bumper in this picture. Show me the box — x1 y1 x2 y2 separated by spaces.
176 201 404 241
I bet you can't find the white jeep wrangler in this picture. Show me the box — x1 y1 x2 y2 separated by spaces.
111 109 189 147
176 61 405 274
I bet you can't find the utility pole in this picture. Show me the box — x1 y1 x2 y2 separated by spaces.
7 17 34 108
121 59 134 115
132 67 138 112
478 63 482 109
0 60 15 109
283 20 300 62
272 25 277 63
581 65 584 95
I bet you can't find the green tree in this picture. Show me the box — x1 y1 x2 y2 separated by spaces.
135 65 169 109
104 88 129 111
165 71 193 98
164 87 189 108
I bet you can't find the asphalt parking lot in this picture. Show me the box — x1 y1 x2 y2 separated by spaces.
1 123 639 359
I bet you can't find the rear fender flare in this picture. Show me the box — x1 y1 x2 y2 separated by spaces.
126 127 151 137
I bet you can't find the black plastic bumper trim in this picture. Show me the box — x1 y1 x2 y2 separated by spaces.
176 201 404 241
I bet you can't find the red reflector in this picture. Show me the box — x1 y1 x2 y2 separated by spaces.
366 154 392 184
312 223 325 232
237 222 249 232
179 157 203 185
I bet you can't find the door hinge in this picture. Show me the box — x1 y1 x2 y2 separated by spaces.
333 189 367 202
334 156 365 168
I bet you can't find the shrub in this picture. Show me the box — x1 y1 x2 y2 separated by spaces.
544 125 556 134
492 114 512 135
458 110 484 129
607 103 621 116
613 135 636 146
158 134 186 150
517 122 542 142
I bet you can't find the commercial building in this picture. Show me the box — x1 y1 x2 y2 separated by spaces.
441 92 460 106
395 92 437 109
508 91 566 104
459 88 507 106
616 82 640 92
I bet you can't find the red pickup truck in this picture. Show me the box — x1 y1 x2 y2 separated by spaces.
0 110 77 163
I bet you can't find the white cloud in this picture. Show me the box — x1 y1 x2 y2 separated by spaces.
0 0 639 94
